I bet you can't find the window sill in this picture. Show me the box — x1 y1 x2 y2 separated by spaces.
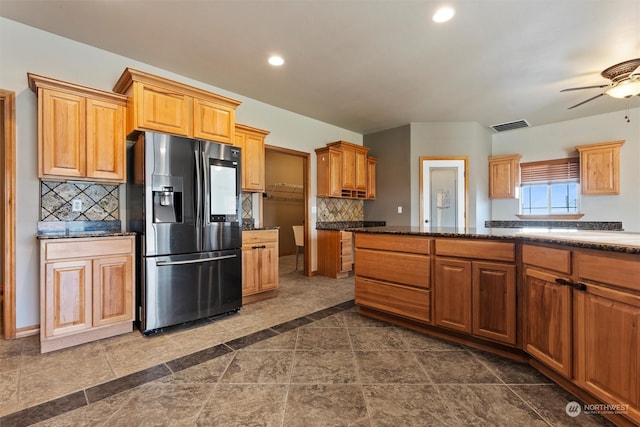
516 214 584 220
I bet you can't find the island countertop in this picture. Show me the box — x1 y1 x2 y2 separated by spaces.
348 226 640 254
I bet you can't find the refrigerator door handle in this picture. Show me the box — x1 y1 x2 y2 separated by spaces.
194 148 202 248
156 254 237 266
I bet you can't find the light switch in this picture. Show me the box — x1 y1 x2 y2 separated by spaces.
397 206 403 214
72 199 83 212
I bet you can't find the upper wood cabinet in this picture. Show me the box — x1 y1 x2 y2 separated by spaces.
315 140 374 199
576 140 624 195
488 154 522 199
28 73 127 183
366 156 377 199
113 68 241 143
316 146 343 197
234 124 269 192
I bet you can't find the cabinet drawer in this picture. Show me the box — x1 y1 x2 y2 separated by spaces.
435 239 515 262
355 248 430 288
576 252 640 292
356 277 430 323
522 244 571 274
242 229 278 245
355 234 431 254
43 236 134 261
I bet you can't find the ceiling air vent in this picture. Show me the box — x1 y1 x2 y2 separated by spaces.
490 119 530 133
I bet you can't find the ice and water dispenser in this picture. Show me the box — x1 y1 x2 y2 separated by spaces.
152 177 183 223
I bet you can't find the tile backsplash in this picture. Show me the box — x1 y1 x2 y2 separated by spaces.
41 181 119 221
317 197 364 222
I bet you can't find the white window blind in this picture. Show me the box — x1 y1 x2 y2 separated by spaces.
520 157 579 184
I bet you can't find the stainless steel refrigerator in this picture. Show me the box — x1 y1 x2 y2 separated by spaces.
127 132 242 334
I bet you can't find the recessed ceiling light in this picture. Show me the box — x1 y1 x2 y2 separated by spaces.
433 6 455 23
268 55 285 66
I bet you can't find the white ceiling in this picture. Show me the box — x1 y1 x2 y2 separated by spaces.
2 0 639 134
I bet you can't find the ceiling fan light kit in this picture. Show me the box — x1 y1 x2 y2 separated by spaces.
605 79 640 98
562 58 640 108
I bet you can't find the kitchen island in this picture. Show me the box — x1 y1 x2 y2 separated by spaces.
351 226 640 427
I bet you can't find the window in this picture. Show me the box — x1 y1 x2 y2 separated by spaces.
519 158 581 216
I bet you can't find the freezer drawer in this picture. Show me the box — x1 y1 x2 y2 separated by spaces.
140 249 242 333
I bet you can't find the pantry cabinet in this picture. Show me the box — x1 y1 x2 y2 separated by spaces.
234 124 269 192
576 140 624 195
488 154 522 199
242 229 279 304
113 68 241 143
40 236 135 353
29 73 127 183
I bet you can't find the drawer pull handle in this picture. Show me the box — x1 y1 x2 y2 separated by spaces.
573 282 587 291
555 278 572 286
252 245 267 249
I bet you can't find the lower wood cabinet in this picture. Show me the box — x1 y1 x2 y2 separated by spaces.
242 229 279 304
317 230 353 279
40 236 135 353
573 251 640 425
523 266 573 378
433 239 517 345
354 234 431 323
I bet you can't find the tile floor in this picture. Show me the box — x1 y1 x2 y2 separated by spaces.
1 256 614 426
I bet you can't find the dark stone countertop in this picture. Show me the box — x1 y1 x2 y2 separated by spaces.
37 220 135 240
316 221 386 231
243 226 280 231
348 226 640 254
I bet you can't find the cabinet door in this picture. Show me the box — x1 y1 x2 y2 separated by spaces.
472 261 516 345
355 150 367 191
329 150 343 197
92 255 133 327
136 82 192 136
86 98 126 182
193 98 235 144
44 259 92 338
578 143 622 195
242 132 265 192
574 284 640 422
259 242 279 291
341 146 356 191
488 155 521 199
40 89 86 178
434 257 472 333
366 157 376 199
241 246 261 296
523 267 572 378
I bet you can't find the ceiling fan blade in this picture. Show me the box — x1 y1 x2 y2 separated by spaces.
560 84 609 92
567 93 605 109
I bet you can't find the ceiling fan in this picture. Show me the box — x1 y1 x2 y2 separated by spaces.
561 58 640 109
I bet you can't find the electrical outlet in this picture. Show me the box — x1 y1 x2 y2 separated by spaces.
72 199 83 212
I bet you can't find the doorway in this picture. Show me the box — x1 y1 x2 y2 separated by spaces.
1 89 16 339
419 156 468 230
264 145 311 276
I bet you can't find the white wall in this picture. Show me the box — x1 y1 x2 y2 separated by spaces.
491 108 640 231
0 18 362 330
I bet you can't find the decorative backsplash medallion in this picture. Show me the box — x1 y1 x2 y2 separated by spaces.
241 193 253 219
317 198 364 222
40 181 119 221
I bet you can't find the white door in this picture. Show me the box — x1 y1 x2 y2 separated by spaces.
420 158 467 230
